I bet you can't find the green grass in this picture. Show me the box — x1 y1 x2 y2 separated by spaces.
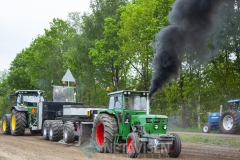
178 134 240 147
168 127 202 133
168 126 222 133
168 126 240 146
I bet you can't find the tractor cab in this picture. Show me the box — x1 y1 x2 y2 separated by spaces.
6 90 45 111
226 99 240 111
7 90 45 107
107 90 148 110
52 85 76 102
15 90 45 107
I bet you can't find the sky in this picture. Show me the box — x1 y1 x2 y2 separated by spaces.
0 0 91 72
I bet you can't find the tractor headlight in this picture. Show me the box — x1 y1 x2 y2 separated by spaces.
154 124 158 130
162 124 167 130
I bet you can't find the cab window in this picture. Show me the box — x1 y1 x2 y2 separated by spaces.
108 96 114 109
115 96 122 109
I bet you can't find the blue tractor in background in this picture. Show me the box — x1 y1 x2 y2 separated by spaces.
203 99 240 134
202 112 221 133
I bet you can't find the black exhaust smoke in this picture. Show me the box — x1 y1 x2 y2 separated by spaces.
149 0 223 97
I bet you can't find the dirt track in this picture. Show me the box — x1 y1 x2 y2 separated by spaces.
0 128 240 160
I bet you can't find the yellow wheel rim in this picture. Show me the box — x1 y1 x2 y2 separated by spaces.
11 115 16 131
2 120 7 131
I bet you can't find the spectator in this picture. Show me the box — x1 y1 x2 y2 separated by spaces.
53 89 68 102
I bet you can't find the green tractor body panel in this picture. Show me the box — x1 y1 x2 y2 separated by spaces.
101 90 169 141
131 114 168 134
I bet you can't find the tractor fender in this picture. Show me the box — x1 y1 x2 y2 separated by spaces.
11 106 28 112
98 110 116 115
98 111 118 123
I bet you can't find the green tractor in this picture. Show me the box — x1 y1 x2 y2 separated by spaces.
92 90 181 158
2 90 45 135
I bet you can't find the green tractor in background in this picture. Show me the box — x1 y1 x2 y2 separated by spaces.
92 90 181 158
2 90 45 135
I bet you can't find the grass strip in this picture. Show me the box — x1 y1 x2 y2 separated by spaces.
178 134 240 147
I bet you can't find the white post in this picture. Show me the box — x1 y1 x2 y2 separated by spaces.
74 92 76 102
220 105 222 116
146 96 149 115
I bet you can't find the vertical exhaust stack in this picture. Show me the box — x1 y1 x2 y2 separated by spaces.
149 0 223 97
146 95 150 115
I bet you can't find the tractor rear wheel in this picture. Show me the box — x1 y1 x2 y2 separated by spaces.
63 121 75 143
92 113 118 153
168 133 181 158
126 132 139 158
220 110 239 134
10 110 26 136
2 114 11 134
43 120 51 140
202 123 211 133
48 120 63 141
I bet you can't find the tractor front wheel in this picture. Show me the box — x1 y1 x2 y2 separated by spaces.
126 132 139 158
92 113 118 153
202 123 211 133
2 114 11 134
10 110 26 136
168 133 181 158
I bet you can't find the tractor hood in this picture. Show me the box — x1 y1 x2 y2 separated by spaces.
131 114 168 134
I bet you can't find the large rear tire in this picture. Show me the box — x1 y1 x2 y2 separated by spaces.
2 114 11 134
10 110 26 136
126 132 139 158
92 113 118 153
220 110 240 134
202 123 211 133
63 121 75 143
168 133 181 158
48 120 63 141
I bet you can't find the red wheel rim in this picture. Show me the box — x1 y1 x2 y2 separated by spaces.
96 122 104 146
169 140 175 153
127 138 134 153
77 124 81 133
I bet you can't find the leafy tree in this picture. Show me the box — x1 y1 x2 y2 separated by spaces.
0 70 8 83
26 18 77 99
119 0 174 90
7 50 32 90
89 15 127 91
